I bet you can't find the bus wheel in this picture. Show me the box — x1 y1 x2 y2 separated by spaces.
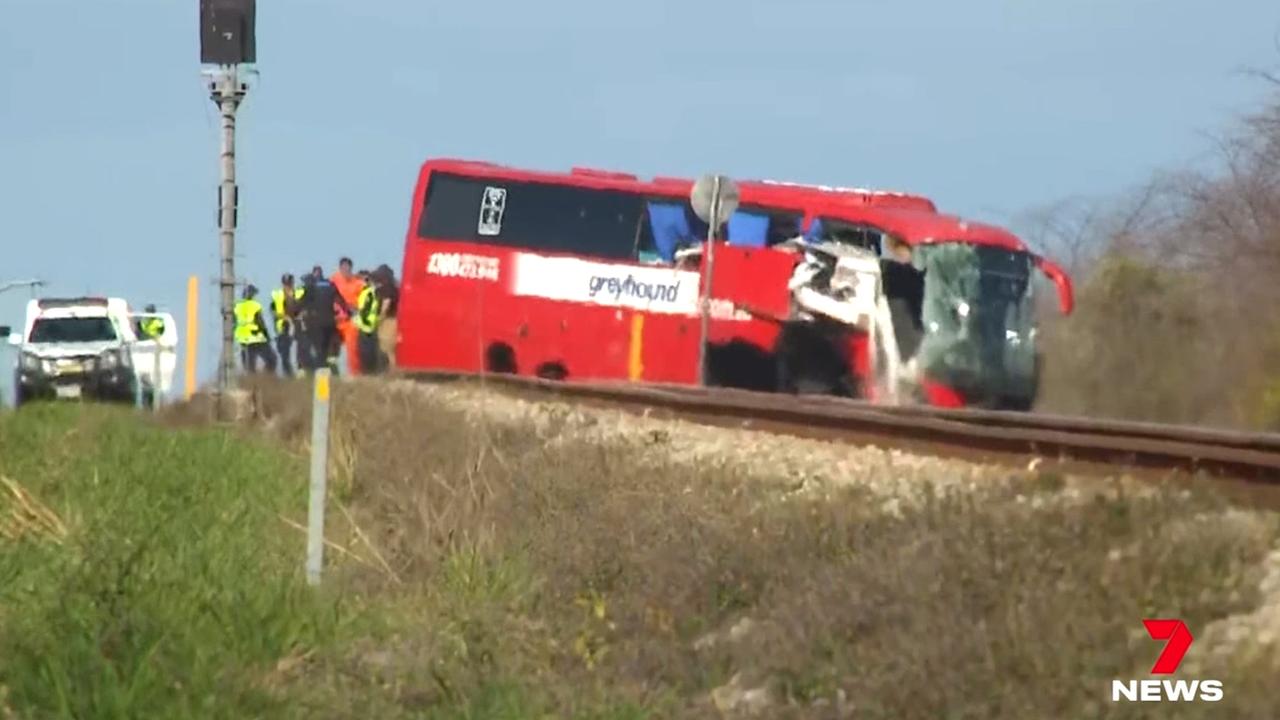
774 322 848 397
998 394 1035 412
535 362 568 381
485 342 518 374
706 340 776 391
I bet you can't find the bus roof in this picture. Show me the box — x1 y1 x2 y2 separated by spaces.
415 158 1026 252
648 176 938 213
419 158 934 209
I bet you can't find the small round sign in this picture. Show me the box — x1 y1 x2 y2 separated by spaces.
690 174 740 228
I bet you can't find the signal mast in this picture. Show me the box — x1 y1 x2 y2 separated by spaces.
198 0 257 398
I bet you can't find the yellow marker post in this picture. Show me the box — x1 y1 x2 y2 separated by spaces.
184 275 199 399
628 313 645 381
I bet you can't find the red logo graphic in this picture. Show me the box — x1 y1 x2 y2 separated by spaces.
1143 619 1194 674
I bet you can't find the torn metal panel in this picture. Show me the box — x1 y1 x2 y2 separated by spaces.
781 239 905 403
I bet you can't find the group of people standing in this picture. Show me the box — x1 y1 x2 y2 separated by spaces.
233 257 399 378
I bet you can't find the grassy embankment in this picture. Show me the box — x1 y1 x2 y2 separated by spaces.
1 379 1278 719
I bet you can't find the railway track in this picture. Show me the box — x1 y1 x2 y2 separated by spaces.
403 371 1280 484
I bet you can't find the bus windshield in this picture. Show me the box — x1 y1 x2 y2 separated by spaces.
911 242 1039 404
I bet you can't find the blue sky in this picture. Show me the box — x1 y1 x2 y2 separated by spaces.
3 0 1278 394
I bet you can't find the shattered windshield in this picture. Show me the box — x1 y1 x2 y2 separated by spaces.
911 242 1038 405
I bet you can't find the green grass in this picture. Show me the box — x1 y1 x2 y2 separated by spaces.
0 402 651 720
0 403 351 719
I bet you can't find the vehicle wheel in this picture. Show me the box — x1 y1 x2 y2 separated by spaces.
485 342 518 374
774 322 849 396
535 362 568 381
997 395 1034 412
997 355 1043 411
705 340 774 391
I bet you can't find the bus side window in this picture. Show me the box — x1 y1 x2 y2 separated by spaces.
813 217 881 254
725 209 804 248
645 201 693 263
766 213 804 246
866 229 884 256
418 172 645 262
685 205 711 245
633 205 664 264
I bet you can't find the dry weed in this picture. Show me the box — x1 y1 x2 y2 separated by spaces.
0 475 67 544
207 376 1280 717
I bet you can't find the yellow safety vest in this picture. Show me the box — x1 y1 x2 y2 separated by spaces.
234 299 268 345
354 285 382 334
270 287 305 333
140 317 165 338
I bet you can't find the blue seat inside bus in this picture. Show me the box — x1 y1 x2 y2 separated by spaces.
804 218 826 243
645 202 689 262
726 212 770 247
644 202 782 262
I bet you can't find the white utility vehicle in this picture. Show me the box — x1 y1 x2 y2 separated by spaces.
14 297 178 407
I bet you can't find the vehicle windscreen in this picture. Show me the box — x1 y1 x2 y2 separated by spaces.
28 316 119 344
912 242 1038 403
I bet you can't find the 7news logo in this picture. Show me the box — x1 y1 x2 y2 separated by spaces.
1111 619 1223 703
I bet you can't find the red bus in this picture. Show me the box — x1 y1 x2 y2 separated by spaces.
395 158 1074 409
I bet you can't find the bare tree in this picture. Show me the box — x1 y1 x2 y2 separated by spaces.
1032 65 1280 429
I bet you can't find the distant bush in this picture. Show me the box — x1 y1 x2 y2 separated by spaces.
1026 79 1280 430
1038 253 1210 424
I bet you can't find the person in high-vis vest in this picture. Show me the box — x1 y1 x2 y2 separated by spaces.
270 273 306 378
353 270 384 375
139 304 165 339
235 284 277 374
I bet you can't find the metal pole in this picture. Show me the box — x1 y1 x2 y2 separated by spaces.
152 338 162 412
210 66 245 397
306 368 332 586
697 176 721 387
134 358 144 408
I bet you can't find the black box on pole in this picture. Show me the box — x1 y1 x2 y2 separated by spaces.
199 0 256 65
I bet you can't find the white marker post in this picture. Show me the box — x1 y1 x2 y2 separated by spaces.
306 369 332 586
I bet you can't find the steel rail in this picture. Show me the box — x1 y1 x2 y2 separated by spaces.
401 371 1280 482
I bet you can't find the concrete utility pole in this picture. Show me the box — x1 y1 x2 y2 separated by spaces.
199 0 256 395
210 67 246 393
198 0 256 394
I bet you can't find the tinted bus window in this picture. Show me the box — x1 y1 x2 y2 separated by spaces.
417 172 646 261
813 217 884 254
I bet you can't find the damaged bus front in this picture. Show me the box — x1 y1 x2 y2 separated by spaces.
908 242 1072 409
800 209 1074 410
